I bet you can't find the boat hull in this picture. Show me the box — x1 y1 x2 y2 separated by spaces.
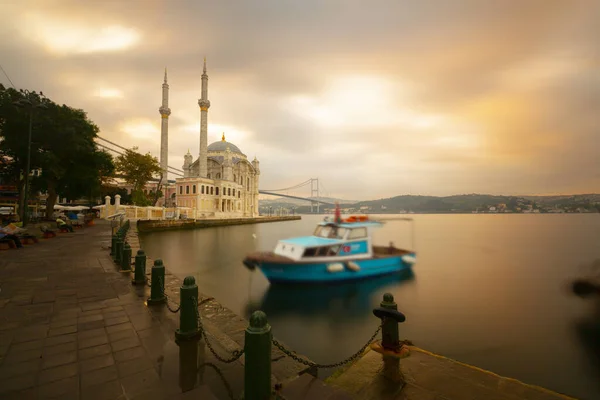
244 252 416 284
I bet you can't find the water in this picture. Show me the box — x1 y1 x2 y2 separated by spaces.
139 214 600 399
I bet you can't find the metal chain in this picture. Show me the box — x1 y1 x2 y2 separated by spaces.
271 324 382 369
201 363 235 400
193 297 245 364
157 276 180 313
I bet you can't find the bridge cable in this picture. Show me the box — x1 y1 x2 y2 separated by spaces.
261 179 312 192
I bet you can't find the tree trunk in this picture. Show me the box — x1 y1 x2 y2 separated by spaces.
17 176 25 221
153 176 163 207
45 182 58 220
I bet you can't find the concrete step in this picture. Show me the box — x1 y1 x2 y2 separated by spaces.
278 373 355 400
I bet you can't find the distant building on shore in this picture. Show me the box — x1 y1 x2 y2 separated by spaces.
157 60 261 218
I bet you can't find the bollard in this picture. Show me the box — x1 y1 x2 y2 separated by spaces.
120 243 132 271
380 293 401 351
175 276 201 340
244 311 272 400
147 259 166 305
132 250 147 285
178 339 199 392
110 234 117 256
114 236 123 264
371 293 408 383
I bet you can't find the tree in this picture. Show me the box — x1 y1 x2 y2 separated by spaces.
114 147 161 206
0 84 116 219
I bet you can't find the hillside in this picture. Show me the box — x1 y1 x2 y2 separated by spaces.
259 193 600 214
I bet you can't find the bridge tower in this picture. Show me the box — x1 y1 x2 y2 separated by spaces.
310 178 320 213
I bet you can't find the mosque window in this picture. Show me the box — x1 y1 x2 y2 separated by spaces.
228 188 231 196
233 189 235 196
234 174 237 182
216 173 221 179
179 186 183 195
216 187 219 195
238 191 241 198
210 187 214 195
193 185 196 194
186 186 190 194
201 185 204 194
207 173 211 179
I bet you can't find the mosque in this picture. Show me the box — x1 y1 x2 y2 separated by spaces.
158 59 261 218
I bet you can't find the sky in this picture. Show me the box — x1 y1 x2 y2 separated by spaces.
1 0 598 200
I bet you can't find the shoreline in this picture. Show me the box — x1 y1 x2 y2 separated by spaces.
136 215 301 233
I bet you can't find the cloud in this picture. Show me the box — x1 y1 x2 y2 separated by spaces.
0 0 598 199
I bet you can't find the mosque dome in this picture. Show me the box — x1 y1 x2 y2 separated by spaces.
207 133 243 155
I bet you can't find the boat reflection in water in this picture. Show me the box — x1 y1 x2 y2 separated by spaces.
244 269 415 320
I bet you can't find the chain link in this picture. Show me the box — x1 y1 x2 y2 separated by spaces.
156 276 180 313
201 363 235 400
193 297 245 364
272 324 382 369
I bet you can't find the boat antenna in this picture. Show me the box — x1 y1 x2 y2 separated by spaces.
334 202 342 224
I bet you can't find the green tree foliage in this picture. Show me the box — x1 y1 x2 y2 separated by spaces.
0 84 115 219
114 147 161 206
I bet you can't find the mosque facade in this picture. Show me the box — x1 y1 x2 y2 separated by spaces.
158 60 260 218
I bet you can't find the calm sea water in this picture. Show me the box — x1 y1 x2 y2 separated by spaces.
139 214 600 399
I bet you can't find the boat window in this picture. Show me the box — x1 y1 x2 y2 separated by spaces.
303 247 318 257
313 225 347 239
327 245 340 256
317 246 329 256
348 228 367 239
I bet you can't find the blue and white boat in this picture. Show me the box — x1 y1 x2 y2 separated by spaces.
243 213 417 284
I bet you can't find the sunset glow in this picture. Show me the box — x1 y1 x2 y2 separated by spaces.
0 1 596 198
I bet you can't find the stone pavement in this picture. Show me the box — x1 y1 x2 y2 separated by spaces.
0 220 308 399
327 347 577 400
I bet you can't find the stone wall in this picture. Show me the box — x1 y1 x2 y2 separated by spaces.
137 215 301 233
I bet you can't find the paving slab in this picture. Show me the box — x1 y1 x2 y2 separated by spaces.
327 346 578 400
0 219 314 399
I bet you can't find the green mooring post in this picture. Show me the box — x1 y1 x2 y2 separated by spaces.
244 311 272 400
371 293 408 383
110 234 117 256
132 250 146 285
175 276 201 340
114 236 123 264
147 259 166 305
120 243 132 271
381 293 400 351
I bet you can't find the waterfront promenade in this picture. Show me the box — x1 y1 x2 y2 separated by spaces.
0 219 583 399
0 220 307 399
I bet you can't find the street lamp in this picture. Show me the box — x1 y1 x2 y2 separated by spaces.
13 90 47 227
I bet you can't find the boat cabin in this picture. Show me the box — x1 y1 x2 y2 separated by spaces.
273 219 382 262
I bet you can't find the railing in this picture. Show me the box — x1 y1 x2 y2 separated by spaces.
110 219 411 399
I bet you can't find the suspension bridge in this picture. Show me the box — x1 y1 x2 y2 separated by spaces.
95 136 340 212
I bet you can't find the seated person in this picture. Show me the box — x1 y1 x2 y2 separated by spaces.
56 216 74 232
3 223 37 241
0 229 23 248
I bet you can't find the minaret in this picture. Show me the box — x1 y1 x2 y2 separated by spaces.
182 149 193 178
197 57 210 178
159 68 171 184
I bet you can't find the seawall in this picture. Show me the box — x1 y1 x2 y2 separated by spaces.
137 215 301 233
